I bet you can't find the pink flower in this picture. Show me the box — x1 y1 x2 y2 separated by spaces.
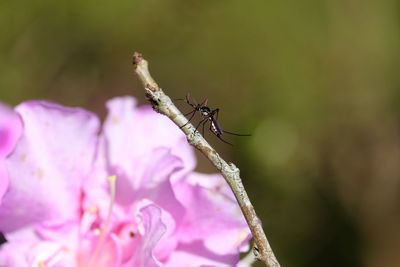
0 97 251 267
0 103 22 203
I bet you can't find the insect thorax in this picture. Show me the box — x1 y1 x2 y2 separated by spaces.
200 106 211 116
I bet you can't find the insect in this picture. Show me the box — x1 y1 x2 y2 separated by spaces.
177 93 250 145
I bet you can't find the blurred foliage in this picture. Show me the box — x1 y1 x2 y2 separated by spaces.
1 0 400 266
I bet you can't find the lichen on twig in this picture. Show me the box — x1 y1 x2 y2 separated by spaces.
132 52 280 267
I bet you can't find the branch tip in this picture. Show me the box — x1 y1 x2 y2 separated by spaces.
132 52 143 66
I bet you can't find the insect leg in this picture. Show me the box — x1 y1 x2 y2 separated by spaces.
217 136 233 146
185 93 199 109
180 109 197 129
222 130 251 136
214 109 251 136
201 118 208 136
214 108 220 120
194 117 208 133
183 109 196 117
209 123 233 145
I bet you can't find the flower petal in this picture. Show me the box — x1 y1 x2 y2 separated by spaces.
126 204 166 267
103 97 196 180
165 240 241 267
0 102 22 158
173 173 251 255
0 101 100 232
0 103 22 202
0 239 77 267
77 233 122 267
0 240 34 267
0 161 9 204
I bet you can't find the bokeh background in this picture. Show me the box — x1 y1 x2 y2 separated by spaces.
1 1 400 266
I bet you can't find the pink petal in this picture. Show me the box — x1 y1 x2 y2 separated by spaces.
117 148 184 200
103 97 196 180
0 102 22 158
0 103 22 202
0 240 33 267
0 101 100 232
0 161 9 204
145 177 184 261
125 205 166 267
165 241 240 267
35 219 80 246
115 149 185 260
0 228 74 267
0 239 76 267
77 233 122 267
174 173 251 255
82 136 119 217
27 241 76 267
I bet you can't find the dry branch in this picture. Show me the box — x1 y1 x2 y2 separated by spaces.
132 52 280 267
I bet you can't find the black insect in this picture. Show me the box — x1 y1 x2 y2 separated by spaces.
177 94 250 145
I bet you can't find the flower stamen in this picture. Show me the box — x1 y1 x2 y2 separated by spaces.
37 246 69 267
87 175 117 265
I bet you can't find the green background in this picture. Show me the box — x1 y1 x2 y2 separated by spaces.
1 1 400 266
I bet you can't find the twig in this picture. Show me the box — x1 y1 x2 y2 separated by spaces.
132 52 280 267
